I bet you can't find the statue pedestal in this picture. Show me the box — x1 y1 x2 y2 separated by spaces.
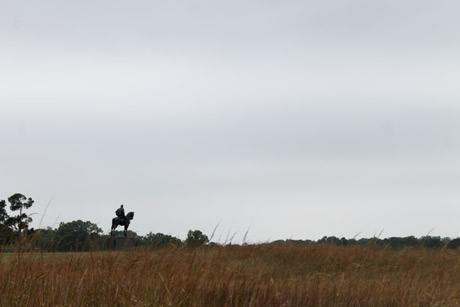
108 236 134 251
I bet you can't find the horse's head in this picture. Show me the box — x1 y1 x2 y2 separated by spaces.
126 212 134 220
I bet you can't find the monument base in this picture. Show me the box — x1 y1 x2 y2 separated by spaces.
107 236 134 251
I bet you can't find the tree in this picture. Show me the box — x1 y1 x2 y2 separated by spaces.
0 200 7 224
0 194 34 245
30 227 56 252
421 236 443 248
143 232 182 248
185 229 209 246
0 200 12 244
447 238 460 249
317 236 348 246
7 193 34 233
55 220 103 251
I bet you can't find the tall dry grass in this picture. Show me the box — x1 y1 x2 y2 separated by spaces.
2 244 460 306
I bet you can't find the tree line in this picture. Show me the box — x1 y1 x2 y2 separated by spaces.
2 193 460 252
273 235 460 249
29 223 209 252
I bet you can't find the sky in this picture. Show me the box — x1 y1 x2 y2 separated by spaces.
1 0 460 243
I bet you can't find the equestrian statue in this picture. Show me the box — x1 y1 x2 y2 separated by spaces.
111 204 134 236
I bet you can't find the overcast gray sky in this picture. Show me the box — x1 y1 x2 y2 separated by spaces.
1 0 460 242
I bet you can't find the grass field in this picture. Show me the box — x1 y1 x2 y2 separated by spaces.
2 244 460 306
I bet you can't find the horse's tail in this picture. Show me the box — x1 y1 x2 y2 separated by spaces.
111 218 117 234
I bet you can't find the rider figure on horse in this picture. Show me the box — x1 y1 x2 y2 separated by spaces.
116 204 126 223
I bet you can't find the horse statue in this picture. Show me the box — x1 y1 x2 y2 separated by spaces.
111 211 134 236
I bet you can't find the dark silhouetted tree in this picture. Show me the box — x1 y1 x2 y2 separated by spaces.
185 230 209 246
422 236 443 248
55 220 102 251
7 193 34 234
447 238 460 249
143 232 182 247
30 227 56 251
0 200 12 244
0 200 7 224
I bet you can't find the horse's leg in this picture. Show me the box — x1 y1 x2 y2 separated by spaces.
124 225 127 237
